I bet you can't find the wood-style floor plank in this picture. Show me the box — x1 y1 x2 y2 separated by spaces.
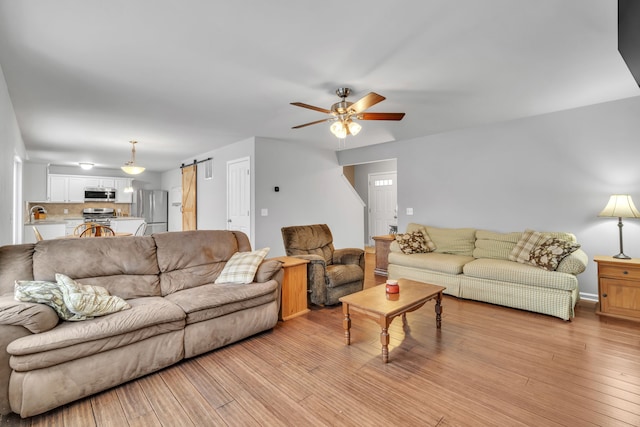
2 251 640 426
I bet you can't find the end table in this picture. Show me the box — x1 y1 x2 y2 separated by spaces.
273 256 310 321
372 234 396 276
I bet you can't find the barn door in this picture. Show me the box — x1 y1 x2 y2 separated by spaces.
181 164 197 231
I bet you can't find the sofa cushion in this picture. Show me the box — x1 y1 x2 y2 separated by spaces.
0 295 59 334
395 231 435 254
388 252 475 275
473 230 522 260
32 237 160 299
7 297 185 361
154 230 244 295
424 226 476 256
215 248 270 284
529 238 581 271
508 229 548 264
165 281 278 324
462 258 578 291
55 274 130 317
0 244 34 296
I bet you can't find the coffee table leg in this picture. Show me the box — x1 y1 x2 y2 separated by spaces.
435 292 442 329
380 317 391 363
342 303 351 345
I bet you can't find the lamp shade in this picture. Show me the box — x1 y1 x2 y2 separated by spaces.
598 194 640 218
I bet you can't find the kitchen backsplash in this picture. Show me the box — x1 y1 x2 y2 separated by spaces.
26 202 131 222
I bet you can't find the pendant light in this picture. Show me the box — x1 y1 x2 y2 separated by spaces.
121 141 146 175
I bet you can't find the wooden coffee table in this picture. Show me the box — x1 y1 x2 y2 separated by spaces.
339 278 446 363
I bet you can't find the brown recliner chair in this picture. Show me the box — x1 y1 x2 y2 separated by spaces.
281 224 365 306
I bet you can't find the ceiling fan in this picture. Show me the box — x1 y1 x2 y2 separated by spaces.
291 88 405 138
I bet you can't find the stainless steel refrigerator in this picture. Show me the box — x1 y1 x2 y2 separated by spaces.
132 190 168 235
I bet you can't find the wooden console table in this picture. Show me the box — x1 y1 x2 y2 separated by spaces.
273 256 310 321
372 234 396 276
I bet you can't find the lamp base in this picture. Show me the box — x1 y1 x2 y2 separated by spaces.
613 253 631 260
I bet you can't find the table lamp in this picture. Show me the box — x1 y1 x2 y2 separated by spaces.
598 194 640 259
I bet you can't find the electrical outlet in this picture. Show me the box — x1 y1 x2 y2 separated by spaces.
63 209 69 214
261 208 268 216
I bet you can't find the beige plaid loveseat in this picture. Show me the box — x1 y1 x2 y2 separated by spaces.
387 224 588 321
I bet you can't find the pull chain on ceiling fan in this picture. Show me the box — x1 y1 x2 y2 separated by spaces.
291 88 405 139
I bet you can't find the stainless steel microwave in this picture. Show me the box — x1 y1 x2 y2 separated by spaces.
84 187 116 202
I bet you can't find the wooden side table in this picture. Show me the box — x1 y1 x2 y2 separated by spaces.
372 234 396 276
594 255 640 322
273 256 310 321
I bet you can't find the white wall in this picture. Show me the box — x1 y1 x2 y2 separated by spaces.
254 138 364 257
338 95 640 299
0 64 27 245
161 137 365 258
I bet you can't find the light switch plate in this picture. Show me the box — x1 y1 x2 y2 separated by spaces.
261 208 268 216
406 208 414 215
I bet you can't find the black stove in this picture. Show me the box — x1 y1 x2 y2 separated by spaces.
82 208 115 226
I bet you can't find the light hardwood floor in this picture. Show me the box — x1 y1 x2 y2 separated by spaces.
2 253 640 426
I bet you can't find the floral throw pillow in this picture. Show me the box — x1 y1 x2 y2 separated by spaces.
395 231 435 254
14 280 88 321
529 238 581 271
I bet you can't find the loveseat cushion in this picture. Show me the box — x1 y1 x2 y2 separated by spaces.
421 225 476 256
7 297 185 371
31 237 160 299
473 230 522 260
164 281 279 324
154 230 250 295
462 258 578 291
388 252 475 275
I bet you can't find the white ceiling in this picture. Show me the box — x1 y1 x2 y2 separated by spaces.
0 0 638 172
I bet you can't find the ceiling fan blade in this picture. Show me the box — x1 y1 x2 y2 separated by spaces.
292 118 332 129
358 112 406 121
290 102 332 114
348 92 385 114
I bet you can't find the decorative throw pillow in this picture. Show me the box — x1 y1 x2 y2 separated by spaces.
508 229 549 264
14 280 88 321
215 247 270 284
55 273 130 318
395 231 435 254
529 238 581 271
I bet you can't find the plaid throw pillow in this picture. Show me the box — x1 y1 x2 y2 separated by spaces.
395 231 436 254
508 229 549 264
215 247 270 284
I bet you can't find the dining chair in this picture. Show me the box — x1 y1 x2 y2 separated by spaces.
134 222 147 236
79 225 115 238
32 226 44 241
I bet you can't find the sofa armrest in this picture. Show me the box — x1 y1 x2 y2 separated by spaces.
0 294 59 334
557 248 588 275
255 259 283 283
389 240 401 253
333 248 365 270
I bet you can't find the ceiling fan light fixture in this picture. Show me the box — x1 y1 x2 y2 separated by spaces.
347 120 362 136
121 140 146 175
330 121 347 139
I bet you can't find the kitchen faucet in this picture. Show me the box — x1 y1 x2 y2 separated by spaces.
29 205 47 223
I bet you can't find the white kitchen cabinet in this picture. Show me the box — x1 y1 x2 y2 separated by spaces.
64 219 84 236
24 223 66 243
111 218 144 235
48 175 85 202
114 178 133 203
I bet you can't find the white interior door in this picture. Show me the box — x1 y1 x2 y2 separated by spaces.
368 171 397 244
227 157 251 239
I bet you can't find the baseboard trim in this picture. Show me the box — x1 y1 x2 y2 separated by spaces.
580 292 598 302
